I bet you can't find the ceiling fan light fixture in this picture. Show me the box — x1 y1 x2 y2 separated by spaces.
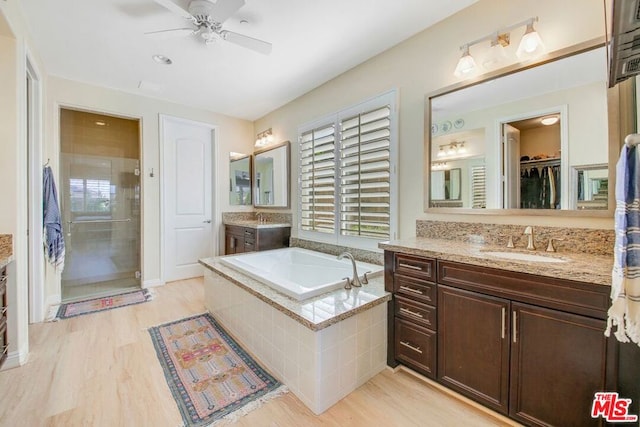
152 54 173 65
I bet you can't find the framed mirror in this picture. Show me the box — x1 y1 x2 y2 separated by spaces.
253 141 290 208
425 40 616 215
229 152 252 205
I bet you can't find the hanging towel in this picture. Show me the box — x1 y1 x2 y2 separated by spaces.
606 142 640 345
43 166 65 271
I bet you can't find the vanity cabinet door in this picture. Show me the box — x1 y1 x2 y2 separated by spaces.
509 302 610 427
438 285 510 415
224 226 245 255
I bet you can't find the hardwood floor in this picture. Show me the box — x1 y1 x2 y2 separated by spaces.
0 278 516 426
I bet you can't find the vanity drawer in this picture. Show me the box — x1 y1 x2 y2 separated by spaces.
395 318 436 378
244 228 256 239
394 274 437 305
395 254 435 282
395 295 436 330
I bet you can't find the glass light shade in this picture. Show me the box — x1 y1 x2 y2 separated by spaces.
541 116 559 126
447 145 456 155
482 42 507 68
454 47 477 78
437 147 445 158
516 25 545 59
458 143 467 154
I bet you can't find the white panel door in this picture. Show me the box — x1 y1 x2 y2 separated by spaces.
163 116 214 282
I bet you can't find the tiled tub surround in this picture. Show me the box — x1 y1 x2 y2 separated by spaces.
416 220 614 256
0 234 13 268
200 257 390 414
379 237 612 286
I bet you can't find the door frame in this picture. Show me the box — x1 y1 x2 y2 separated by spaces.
159 114 219 284
496 105 569 210
53 102 144 302
26 53 44 323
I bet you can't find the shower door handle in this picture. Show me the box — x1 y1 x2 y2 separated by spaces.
203 220 212 223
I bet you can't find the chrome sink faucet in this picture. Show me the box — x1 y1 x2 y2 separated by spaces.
338 252 362 288
523 226 535 250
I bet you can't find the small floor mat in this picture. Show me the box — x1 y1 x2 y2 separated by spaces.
149 313 287 426
55 288 152 319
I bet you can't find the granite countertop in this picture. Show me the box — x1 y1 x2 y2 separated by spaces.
0 255 13 270
224 219 292 229
379 237 612 286
199 257 391 331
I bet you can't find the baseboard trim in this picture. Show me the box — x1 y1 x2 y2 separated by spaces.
1 347 29 371
397 366 523 426
143 279 165 288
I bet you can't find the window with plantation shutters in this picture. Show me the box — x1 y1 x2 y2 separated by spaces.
339 105 391 239
298 91 397 248
300 123 336 233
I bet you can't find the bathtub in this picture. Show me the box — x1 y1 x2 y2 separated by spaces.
219 247 383 300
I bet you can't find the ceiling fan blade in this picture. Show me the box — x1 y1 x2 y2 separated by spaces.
145 28 196 39
153 0 193 20
209 0 245 23
222 31 272 55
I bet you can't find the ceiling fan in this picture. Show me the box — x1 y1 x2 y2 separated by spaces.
147 0 272 55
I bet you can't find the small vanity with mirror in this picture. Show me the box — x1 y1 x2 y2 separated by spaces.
224 141 291 255
426 40 615 214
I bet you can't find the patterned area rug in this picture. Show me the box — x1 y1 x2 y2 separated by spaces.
149 313 287 427
56 289 152 319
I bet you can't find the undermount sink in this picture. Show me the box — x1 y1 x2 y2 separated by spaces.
482 251 568 263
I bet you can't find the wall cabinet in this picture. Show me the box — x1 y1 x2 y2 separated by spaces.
385 251 617 427
224 224 290 255
0 265 7 369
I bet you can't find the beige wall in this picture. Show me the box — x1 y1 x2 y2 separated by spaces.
45 77 255 297
254 0 613 239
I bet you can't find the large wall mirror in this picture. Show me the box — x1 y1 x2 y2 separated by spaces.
229 152 252 205
254 141 290 208
425 40 618 215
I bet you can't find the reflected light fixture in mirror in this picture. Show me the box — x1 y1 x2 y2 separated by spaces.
453 16 545 78
255 128 274 148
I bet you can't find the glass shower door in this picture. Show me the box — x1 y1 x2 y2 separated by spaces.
60 154 141 301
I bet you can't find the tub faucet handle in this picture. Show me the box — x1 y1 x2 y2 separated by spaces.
506 236 515 249
342 277 352 290
362 272 369 285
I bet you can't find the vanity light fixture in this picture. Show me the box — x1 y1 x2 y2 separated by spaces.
437 142 467 158
255 128 274 147
431 161 448 170
95 121 107 126
516 18 545 59
454 45 478 78
541 116 559 126
453 16 544 78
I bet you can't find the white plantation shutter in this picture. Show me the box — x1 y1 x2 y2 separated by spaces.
300 123 336 233
471 165 487 209
298 91 396 246
339 105 391 239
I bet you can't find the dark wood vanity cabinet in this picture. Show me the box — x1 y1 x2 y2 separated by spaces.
386 251 617 427
438 285 510 414
0 265 7 368
388 253 438 378
224 225 290 255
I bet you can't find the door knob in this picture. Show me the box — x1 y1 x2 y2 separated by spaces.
203 220 212 223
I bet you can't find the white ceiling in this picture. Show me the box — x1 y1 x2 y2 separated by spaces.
20 0 476 120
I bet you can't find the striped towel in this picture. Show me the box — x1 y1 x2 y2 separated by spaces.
43 166 65 271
